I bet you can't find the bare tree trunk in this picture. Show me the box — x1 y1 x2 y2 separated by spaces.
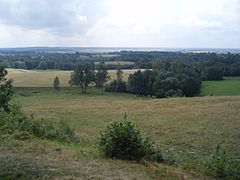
81 84 86 94
84 86 87 94
114 80 119 94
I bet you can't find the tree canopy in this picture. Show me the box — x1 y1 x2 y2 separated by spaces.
95 62 110 93
69 63 95 94
53 76 60 93
0 67 13 112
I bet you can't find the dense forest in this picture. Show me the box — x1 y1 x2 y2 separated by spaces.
1 51 240 79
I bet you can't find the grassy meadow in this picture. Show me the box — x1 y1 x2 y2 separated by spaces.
0 86 239 179
201 77 240 96
7 68 240 96
6 68 141 87
1 69 240 179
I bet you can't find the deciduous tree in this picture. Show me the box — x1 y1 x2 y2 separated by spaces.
0 67 13 112
53 76 60 94
69 63 95 94
95 62 110 93
115 63 123 94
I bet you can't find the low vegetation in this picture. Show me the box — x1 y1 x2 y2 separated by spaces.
98 116 164 162
0 104 79 143
5 87 238 178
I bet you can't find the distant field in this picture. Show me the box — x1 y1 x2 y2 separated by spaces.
7 69 240 96
6 68 141 87
95 61 135 65
201 77 240 96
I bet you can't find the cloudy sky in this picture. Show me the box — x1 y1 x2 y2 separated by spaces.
0 0 239 48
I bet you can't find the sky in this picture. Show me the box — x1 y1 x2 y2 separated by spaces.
0 0 239 48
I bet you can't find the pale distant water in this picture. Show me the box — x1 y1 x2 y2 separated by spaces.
0 47 239 53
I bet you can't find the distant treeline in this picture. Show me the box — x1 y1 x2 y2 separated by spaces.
112 51 240 77
1 51 240 79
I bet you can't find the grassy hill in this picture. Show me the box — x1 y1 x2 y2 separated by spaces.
2 69 240 178
1 87 239 179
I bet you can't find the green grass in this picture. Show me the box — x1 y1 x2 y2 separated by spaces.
201 77 240 96
7 69 240 97
2 70 240 178
0 87 239 178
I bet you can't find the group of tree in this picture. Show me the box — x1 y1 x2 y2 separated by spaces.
69 60 202 98
1 51 240 80
128 61 201 98
105 65 127 93
69 62 111 94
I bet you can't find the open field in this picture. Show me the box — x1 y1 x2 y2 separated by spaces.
95 61 135 65
1 87 239 179
6 68 142 87
201 77 240 96
2 69 240 178
7 69 240 96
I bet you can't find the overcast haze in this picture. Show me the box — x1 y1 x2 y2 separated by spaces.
0 0 239 48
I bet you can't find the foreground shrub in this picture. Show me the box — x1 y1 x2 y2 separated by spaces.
226 159 240 179
207 145 226 179
0 104 32 134
0 104 79 143
97 118 164 162
32 119 78 143
206 145 240 179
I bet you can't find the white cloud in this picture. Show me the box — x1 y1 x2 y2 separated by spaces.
179 18 222 29
0 0 239 48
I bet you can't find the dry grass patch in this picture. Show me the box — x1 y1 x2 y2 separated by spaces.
6 68 143 87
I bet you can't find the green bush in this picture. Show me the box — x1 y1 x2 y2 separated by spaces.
32 119 78 143
207 145 226 179
0 104 79 143
206 145 240 179
97 118 164 162
226 159 240 179
0 104 32 134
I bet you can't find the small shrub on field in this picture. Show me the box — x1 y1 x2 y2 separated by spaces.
205 145 240 179
0 104 32 134
97 118 164 162
13 130 32 140
0 104 79 143
206 145 226 179
226 159 240 179
32 119 79 143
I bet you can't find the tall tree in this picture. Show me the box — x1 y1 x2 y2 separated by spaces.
95 62 110 93
53 76 60 94
69 63 95 94
115 63 123 94
0 67 13 112
127 70 155 95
